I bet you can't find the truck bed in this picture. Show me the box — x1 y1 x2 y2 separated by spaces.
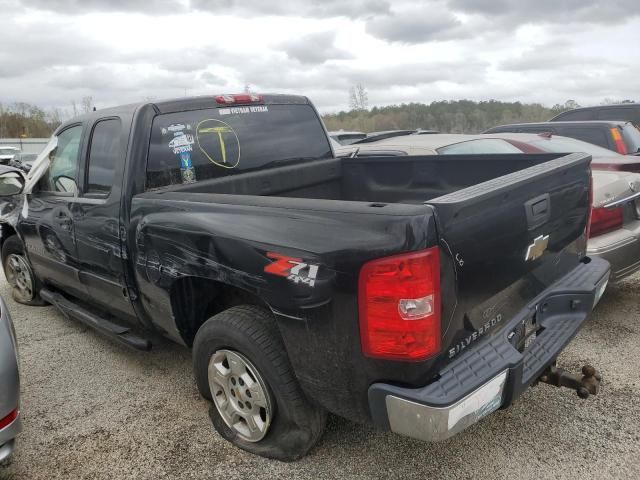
147 153 569 204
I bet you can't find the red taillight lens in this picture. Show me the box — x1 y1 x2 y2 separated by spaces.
215 94 264 105
359 247 441 361
589 206 623 238
610 127 628 155
0 409 18 430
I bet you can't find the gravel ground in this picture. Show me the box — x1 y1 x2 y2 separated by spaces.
1 273 639 480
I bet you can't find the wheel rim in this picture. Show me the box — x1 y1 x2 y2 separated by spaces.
5 254 34 301
208 349 272 442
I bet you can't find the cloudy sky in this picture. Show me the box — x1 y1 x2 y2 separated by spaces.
0 0 638 114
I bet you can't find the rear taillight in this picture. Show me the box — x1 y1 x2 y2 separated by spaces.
215 93 264 105
0 409 18 430
610 127 628 155
589 206 623 238
358 247 441 361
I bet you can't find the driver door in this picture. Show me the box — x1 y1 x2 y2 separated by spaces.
18 124 88 299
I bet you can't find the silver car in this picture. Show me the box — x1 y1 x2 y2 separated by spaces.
0 294 21 462
335 133 640 281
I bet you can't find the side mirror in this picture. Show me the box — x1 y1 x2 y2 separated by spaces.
0 171 24 196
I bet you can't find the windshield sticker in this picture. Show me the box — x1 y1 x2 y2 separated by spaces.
219 105 268 116
264 252 319 288
179 151 196 184
196 119 241 169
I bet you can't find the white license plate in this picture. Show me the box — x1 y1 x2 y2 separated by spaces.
447 371 507 430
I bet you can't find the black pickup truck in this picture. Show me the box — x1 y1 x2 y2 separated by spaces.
0 94 609 460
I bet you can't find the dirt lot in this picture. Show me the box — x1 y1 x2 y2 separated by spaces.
1 273 639 480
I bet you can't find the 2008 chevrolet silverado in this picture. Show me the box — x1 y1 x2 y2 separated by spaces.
0 94 610 460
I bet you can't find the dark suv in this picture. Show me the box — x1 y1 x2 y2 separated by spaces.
484 121 640 155
550 104 640 127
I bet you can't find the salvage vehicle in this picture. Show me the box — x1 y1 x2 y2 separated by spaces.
550 103 640 128
484 121 640 155
336 133 640 281
0 293 21 463
0 94 609 461
0 147 19 165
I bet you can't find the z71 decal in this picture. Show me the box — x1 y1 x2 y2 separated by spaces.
264 252 319 287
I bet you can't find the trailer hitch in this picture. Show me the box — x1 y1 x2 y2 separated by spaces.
538 365 602 399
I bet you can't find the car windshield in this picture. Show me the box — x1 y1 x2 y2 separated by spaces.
527 137 619 157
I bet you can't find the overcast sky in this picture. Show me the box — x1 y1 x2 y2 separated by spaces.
0 0 638 114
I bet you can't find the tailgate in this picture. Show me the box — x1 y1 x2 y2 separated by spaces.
427 152 592 360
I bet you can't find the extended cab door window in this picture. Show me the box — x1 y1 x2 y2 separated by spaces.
84 119 120 196
38 125 83 194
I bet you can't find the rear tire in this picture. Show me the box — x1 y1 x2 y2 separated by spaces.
193 305 326 461
1 236 47 306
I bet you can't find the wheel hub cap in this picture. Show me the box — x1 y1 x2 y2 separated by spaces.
208 349 272 442
5 254 34 300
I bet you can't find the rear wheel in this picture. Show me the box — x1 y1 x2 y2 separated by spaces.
193 305 326 461
1 236 47 306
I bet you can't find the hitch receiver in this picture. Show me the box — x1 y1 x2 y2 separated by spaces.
538 365 602 399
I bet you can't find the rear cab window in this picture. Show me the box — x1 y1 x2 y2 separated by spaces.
146 103 332 190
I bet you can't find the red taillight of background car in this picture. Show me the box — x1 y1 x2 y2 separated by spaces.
0 409 18 430
610 128 628 155
358 247 441 361
589 206 623 238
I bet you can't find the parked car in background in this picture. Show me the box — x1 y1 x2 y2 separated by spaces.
335 133 640 281
0 294 21 463
482 133 640 172
588 170 640 280
8 153 37 173
0 148 20 165
328 130 366 145
550 103 640 128
484 121 640 156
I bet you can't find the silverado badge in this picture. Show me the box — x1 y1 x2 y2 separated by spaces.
525 235 549 262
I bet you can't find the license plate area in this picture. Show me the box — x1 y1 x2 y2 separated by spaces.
508 313 539 353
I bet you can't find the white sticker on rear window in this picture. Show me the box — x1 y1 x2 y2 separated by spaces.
219 106 268 116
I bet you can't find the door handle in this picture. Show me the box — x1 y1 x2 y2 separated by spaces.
525 193 551 230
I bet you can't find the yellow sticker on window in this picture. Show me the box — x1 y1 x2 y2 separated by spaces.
196 119 241 169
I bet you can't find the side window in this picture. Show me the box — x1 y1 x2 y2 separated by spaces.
559 127 609 149
38 125 83 194
595 108 635 122
86 119 120 196
553 110 593 121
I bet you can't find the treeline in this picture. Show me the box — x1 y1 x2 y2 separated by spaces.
322 100 575 134
0 103 62 138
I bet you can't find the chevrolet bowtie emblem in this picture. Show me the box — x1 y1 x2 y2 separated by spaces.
525 234 549 262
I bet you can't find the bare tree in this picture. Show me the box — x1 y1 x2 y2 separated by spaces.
81 96 94 113
349 83 369 111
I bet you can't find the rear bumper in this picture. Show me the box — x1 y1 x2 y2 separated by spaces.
368 257 610 442
587 220 640 281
